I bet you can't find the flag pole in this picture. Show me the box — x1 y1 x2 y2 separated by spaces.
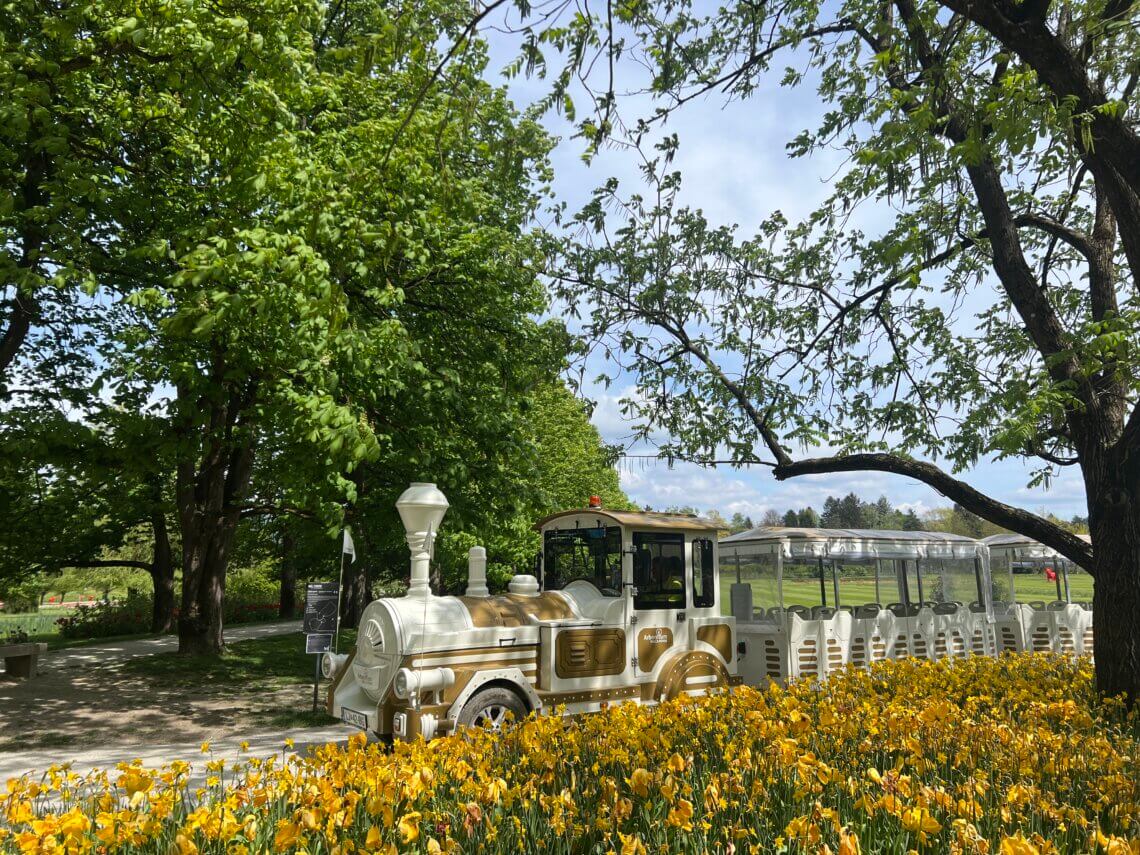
334 528 347 655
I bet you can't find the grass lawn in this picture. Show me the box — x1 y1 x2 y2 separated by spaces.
721 572 1094 613
122 629 357 690
0 610 71 637
1005 571 1094 601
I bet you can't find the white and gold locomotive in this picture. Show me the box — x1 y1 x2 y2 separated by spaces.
326 482 739 741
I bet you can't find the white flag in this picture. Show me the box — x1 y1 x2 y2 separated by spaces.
342 527 356 563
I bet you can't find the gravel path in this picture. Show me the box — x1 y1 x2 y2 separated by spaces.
0 619 329 779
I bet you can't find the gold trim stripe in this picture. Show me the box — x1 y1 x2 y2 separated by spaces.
414 644 538 661
408 658 539 673
539 685 640 705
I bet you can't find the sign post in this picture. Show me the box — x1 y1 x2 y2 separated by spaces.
304 582 339 713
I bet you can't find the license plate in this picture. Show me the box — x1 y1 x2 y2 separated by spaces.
341 707 368 729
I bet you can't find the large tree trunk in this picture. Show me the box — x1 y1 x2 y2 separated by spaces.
339 563 369 628
279 530 297 619
1091 546 1140 703
176 484 228 655
1087 453 1140 703
175 374 258 656
177 487 247 655
149 508 176 634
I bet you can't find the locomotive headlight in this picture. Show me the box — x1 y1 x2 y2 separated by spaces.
321 652 348 680
394 667 455 700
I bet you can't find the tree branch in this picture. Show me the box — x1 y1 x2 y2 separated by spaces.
1014 212 1095 259
773 452 1095 570
0 289 36 380
57 559 154 572
237 503 318 520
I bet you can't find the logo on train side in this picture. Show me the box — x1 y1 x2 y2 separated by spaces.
637 627 674 671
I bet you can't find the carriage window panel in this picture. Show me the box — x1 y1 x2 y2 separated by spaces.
1013 555 1062 602
692 539 715 608
888 559 923 608
834 558 880 608
719 548 780 618
544 527 623 595
987 550 1017 611
924 557 983 606
781 558 830 609
1064 561 1093 605
632 532 685 610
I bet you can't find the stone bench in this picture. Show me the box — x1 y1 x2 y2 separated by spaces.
1 642 48 678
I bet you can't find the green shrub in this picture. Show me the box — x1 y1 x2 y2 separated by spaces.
56 590 152 639
225 567 281 624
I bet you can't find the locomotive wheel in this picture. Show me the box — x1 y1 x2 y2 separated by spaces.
457 686 528 732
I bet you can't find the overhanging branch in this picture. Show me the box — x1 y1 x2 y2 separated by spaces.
773 452 1095 570
58 559 154 572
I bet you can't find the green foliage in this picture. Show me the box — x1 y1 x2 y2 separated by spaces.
0 575 52 613
819 493 924 532
56 590 153 640
922 504 1005 539
729 512 755 533
225 566 285 624
2 0 588 650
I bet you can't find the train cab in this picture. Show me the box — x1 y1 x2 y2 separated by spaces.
532 506 739 711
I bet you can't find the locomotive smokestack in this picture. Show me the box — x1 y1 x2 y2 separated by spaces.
396 482 449 599
466 546 489 597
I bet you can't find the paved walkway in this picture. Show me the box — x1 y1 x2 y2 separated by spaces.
0 620 342 788
0 724 372 790
45 620 303 671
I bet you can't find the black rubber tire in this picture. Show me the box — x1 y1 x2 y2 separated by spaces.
456 686 528 731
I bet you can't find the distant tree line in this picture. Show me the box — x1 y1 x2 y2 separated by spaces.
662 494 1090 539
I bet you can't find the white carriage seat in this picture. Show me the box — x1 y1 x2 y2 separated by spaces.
730 582 754 623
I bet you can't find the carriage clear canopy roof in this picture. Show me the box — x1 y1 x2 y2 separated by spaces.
721 526 985 560
981 532 1090 560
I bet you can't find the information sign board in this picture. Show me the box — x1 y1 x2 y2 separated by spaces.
304 582 339 634
305 633 333 654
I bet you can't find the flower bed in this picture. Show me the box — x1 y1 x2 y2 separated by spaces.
3 654 1138 854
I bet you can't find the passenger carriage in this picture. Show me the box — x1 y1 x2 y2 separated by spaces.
723 527 999 684
982 533 1095 657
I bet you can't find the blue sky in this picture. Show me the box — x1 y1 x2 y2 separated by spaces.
481 24 1089 523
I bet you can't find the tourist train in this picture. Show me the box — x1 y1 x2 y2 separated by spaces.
325 483 1093 741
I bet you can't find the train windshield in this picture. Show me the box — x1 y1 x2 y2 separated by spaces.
543 527 623 595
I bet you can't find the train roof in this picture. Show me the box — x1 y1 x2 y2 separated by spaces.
534 508 721 532
721 526 984 559
982 532 1090 560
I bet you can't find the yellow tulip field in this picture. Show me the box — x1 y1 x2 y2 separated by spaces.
4 654 1139 854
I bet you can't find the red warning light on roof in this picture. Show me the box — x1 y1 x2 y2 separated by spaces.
588 495 602 508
